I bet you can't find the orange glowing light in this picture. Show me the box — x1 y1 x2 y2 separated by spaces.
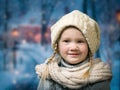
11 30 19 37
116 10 120 23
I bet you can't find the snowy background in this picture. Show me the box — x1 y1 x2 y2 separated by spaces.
0 0 120 90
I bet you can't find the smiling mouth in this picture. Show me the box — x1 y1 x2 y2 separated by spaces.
68 53 79 56
68 54 79 58
68 53 79 55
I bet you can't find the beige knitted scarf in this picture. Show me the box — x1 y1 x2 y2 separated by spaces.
35 57 112 89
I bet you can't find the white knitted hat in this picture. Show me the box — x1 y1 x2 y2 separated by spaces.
51 10 100 55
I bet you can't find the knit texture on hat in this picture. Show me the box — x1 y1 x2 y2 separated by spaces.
51 10 100 55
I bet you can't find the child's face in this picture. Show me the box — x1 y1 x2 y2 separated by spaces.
58 27 88 65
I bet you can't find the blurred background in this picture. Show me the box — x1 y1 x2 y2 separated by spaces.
0 0 120 90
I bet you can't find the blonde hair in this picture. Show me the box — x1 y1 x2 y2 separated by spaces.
82 52 93 79
40 44 58 85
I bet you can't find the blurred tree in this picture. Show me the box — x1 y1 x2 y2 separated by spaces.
18 0 28 15
64 6 70 14
83 0 88 14
41 0 58 45
0 0 4 30
3 0 10 70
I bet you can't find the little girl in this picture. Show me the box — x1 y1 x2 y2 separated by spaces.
35 10 112 90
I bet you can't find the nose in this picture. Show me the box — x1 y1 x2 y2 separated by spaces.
69 43 78 51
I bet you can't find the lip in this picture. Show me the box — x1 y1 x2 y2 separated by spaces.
68 53 79 55
68 54 79 58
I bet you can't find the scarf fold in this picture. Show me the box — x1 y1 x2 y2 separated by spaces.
35 58 112 89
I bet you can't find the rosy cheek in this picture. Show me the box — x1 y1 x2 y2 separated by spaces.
60 46 67 52
80 45 88 51
61 47 66 52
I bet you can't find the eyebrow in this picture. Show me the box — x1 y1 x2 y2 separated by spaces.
61 37 86 41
